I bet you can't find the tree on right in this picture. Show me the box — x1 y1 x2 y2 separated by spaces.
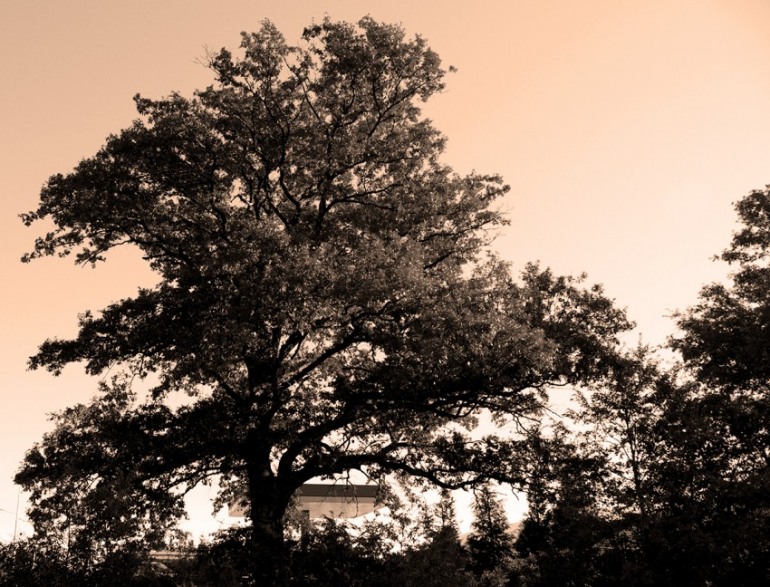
507 189 770 585
665 186 770 582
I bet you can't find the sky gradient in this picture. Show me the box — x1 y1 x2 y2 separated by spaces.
3 0 770 540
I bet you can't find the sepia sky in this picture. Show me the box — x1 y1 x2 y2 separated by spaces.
3 0 770 540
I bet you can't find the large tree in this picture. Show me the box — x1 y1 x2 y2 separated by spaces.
18 18 630 583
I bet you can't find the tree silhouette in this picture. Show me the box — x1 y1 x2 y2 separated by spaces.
19 17 631 583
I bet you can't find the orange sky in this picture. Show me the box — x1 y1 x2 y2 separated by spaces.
3 0 770 540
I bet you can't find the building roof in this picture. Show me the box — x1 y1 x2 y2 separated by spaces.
298 483 378 499
228 482 382 519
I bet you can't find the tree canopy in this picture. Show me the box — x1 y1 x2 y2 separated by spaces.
674 186 770 390
17 17 631 583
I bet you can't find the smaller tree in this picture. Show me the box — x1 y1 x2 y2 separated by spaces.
514 427 611 587
466 483 515 586
0 538 68 587
571 346 660 524
14 380 184 578
397 491 473 587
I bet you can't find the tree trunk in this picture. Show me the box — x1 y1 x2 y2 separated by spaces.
246 461 295 585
